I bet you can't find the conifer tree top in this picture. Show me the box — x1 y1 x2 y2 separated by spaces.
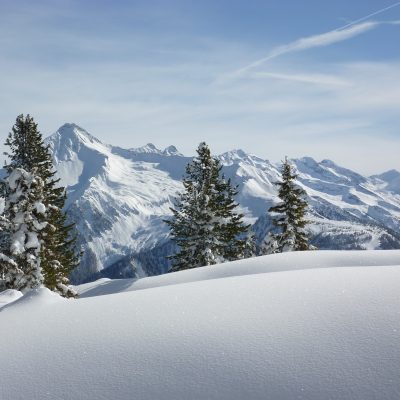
4 114 55 182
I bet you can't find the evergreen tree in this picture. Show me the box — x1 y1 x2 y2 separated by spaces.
264 157 310 253
40 190 80 297
242 230 257 259
166 142 249 271
260 232 279 255
1 168 47 290
1 114 79 296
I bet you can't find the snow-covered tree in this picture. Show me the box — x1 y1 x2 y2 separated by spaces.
0 210 19 289
260 231 279 255
166 142 249 271
241 230 257 259
1 168 48 290
263 157 311 253
1 114 79 296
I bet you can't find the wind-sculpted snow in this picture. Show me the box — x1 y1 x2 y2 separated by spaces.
0 289 22 309
76 250 400 298
43 123 400 282
1 251 400 400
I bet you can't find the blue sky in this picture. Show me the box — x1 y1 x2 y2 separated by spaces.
0 0 399 174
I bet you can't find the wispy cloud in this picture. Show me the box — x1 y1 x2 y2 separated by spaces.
218 19 400 83
249 71 351 87
224 22 378 81
338 1 400 29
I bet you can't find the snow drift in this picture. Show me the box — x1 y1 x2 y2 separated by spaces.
1 250 400 400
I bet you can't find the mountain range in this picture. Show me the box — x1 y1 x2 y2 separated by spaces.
44 123 400 283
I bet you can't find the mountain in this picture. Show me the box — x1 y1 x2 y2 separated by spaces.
45 123 400 283
370 169 400 195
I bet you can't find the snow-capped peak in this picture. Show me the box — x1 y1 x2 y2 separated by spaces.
128 143 182 157
372 169 400 182
129 143 163 154
370 169 400 194
297 156 318 167
218 149 267 166
54 123 103 145
163 145 182 156
46 123 109 163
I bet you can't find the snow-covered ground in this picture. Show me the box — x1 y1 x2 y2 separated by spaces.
1 250 400 400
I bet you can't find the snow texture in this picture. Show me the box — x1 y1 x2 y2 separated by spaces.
1 250 400 400
0 289 22 309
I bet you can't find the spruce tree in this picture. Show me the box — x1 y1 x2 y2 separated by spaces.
264 157 310 253
1 114 79 296
166 142 249 271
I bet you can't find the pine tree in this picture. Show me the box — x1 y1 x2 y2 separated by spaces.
1 114 79 296
166 142 249 271
265 157 311 253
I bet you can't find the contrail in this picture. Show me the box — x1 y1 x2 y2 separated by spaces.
229 22 377 78
338 1 400 30
220 1 400 82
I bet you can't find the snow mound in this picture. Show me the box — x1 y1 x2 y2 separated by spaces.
0 289 22 309
1 287 66 312
1 251 400 399
77 250 400 297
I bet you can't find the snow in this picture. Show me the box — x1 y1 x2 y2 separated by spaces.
10 227 26 254
1 250 400 400
371 169 400 194
77 249 400 296
0 253 17 266
7 168 24 190
34 201 46 214
1 287 65 310
0 289 22 309
25 231 40 249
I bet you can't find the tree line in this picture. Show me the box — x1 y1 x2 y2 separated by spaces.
0 115 312 297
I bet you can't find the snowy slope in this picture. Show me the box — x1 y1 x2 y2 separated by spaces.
44 124 400 282
46 124 188 281
1 251 400 400
371 169 400 195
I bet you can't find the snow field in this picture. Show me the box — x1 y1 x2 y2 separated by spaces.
1 250 400 400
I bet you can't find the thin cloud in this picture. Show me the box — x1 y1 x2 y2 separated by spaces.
220 22 378 82
339 1 400 29
250 71 351 87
